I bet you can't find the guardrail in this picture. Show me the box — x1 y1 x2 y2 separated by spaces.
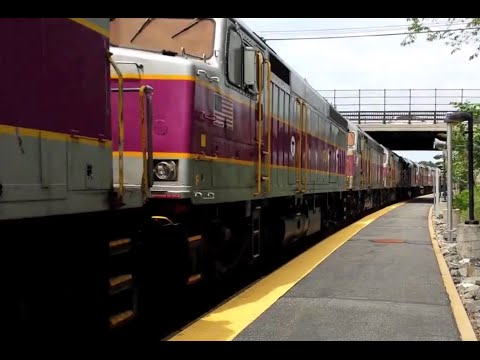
316 89 480 124
338 110 451 124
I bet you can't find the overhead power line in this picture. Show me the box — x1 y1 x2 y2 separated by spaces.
257 21 464 35
263 27 480 41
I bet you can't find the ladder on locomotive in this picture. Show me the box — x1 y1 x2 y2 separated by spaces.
254 52 272 196
252 52 272 259
295 100 308 193
109 57 154 205
107 56 154 332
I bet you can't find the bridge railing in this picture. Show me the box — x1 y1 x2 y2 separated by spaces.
316 89 480 124
339 110 452 124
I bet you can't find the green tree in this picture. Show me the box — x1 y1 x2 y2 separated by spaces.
401 18 480 60
419 160 438 168
450 102 480 191
401 18 480 218
450 102 480 220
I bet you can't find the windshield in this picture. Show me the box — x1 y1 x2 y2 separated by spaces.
110 18 216 59
347 132 355 147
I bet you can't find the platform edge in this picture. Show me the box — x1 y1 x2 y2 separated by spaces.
428 205 478 342
167 201 407 341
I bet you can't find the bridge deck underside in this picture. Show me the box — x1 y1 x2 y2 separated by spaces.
340 111 448 150
360 131 444 151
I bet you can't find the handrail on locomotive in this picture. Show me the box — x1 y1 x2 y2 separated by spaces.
108 54 125 204
110 77 155 204
254 50 264 196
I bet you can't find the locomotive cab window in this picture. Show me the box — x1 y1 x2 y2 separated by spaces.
110 18 216 59
227 30 243 87
226 27 258 94
347 132 355 147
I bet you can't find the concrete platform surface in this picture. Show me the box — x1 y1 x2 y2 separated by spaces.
234 198 460 341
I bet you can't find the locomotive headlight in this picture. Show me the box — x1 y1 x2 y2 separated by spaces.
154 160 177 181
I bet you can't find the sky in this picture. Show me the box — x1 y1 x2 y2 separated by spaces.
240 18 480 163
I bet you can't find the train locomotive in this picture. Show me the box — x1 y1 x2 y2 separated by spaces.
1 18 435 340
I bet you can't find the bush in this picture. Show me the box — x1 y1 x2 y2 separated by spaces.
453 186 480 221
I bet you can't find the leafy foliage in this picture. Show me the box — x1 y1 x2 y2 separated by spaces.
453 186 480 220
401 18 480 218
448 102 480 220
401 18 480 60
450 102 480 191
419 160 438 167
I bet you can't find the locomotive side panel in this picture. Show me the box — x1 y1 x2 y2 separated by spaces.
0 18 113 221
348 125 383 192
364 136 384 190
382 146 391 188
109 18 348 205
412 162 419 188
391 153 403 189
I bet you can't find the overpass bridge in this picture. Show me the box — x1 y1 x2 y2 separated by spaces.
317 89 480 150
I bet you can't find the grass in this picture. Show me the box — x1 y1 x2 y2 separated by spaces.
453 186 480 222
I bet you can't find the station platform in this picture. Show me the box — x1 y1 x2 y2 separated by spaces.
168 196 475 341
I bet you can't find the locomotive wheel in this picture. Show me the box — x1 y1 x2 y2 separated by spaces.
203 218 250 282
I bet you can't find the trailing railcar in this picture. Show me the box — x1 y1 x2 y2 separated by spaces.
1 18 150 341
419 164 435 194
418 163 428 194
428 166 436 191
412 161 427 196
402 157 416 197
346 122 385 215
391 152 403 191
381 145 401 203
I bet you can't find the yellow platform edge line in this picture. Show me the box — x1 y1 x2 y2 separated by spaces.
427 205 478 341
167 201 407 341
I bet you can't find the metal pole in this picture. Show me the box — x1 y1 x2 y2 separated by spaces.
466 112 479 224
435 167 440 217
440 149 445 201
408 89 412 124
383 89 386 124
445 123 454 241
145 87 154 188
358 89 361 124
433 167 437 214
443 149 447 201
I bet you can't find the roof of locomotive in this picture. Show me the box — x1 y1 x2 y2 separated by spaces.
380 144 390 154
231 18 349 132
